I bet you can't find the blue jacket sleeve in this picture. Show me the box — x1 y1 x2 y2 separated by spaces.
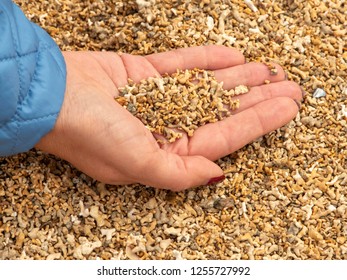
0 0 66 156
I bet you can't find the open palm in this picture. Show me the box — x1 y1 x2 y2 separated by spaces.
36 46 302 190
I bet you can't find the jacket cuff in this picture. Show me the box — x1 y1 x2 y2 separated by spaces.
0 1 66 156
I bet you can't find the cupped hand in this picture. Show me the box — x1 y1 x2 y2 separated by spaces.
35 46 302 191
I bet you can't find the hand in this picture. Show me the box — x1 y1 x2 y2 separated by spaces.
35 46 302 191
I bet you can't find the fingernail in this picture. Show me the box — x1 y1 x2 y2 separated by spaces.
294 99 301 110
207 175 225 185
285 72 289 80
300 87 306 98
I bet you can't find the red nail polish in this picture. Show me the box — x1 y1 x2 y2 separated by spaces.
207 175 225 185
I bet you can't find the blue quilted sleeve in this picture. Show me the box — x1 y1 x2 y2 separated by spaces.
0 0 66 156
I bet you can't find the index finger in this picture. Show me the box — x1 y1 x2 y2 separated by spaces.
146 45 245 74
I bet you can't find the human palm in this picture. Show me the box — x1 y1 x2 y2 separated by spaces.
36 46 302 191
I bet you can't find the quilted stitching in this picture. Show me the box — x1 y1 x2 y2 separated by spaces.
0 0 66 156
0 49 37 63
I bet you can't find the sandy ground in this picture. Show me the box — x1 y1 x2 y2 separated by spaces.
0 0 346 259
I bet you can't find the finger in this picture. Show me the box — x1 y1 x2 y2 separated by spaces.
117 45 245 85
146 45 245 74
231 81 303 114
214 62 287 89
119 53 161 83
188 97 299 160
134 150 224 191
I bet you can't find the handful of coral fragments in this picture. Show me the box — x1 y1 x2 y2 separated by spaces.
115 69 248 143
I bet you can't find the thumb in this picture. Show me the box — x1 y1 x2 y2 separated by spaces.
137 150 225 191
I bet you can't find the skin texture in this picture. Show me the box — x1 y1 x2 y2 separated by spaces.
36 46 303 191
